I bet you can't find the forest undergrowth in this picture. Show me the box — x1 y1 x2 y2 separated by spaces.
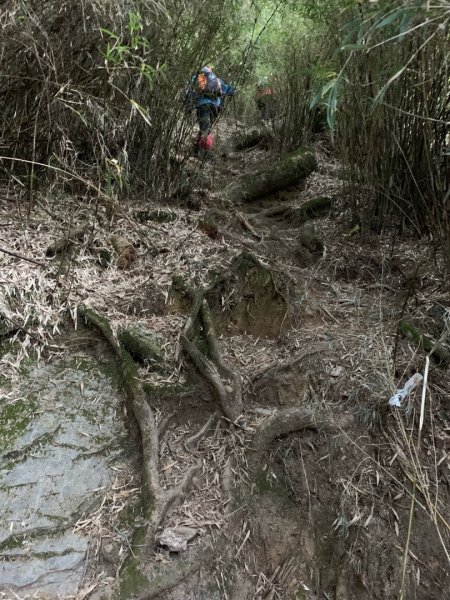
1 116 449 599
0 1 449 599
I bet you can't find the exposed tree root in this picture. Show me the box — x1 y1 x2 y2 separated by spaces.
118 324 164 368
235 210 262 239
254 195 332 223
78 303 344 599
185 411 219 450
232 126 272 151
224 147 317 204
181 297 243 421
250 347 325 383
157 411 175 439
78 305 200 551
46 222 91 256
251 407 352 465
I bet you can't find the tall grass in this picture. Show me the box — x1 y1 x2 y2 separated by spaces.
0 0 240 201
271 31 333 151
335 2 449 270
243 1 448 272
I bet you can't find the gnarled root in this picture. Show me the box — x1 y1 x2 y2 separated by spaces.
185 411 219 450
78 305 200 550
181 296 243 421
251 407 352 466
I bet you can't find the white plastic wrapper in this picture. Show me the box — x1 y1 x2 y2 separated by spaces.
388 373 423 407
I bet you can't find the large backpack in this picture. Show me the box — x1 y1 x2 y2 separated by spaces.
196 67 222 99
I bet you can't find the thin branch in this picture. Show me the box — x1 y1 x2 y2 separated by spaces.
185 412 219 450
0 243 47 267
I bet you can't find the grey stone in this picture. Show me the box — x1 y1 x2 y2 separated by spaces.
0 356 127 597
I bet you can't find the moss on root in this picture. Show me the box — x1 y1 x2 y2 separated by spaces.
118 326 164 368
399 319 450 364
225 147 317 204
119 555 148 600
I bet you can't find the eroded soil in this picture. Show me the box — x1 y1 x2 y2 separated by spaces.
0 119 449 599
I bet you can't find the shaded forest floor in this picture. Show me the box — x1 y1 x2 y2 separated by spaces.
1 119 449 600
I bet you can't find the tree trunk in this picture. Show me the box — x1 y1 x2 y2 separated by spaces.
232 127 271 151
225 147 317 204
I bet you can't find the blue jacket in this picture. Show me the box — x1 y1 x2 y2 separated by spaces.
196 80 235 108
185 72 235 109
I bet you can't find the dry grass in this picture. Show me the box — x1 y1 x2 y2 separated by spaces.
1 118 449 598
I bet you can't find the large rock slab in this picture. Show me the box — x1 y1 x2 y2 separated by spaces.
0 354 127 597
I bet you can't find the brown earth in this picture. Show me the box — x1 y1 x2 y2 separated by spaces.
1 118 449 600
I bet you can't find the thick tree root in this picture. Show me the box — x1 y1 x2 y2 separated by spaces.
181 297 243 421
253 407 328 455
232 126 272 151
251 407 352 466
254 195 332 224
225 147 317 204
118 324 164 368
78 305 200 549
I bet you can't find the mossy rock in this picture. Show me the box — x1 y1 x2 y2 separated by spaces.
299 221 324 253
118 326 164 368
136 209 177 224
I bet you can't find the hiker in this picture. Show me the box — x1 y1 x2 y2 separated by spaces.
255 76 276 124
185 66 235 161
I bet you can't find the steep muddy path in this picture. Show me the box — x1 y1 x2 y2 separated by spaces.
0 119 449 600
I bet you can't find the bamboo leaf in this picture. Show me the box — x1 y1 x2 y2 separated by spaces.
340 43 365 51
373 65 406 105
100 28 118 40
309 92 322 109
376 9 404 30
321 78 338 97
399 12 412 36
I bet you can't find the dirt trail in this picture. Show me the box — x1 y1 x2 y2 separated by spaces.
0 119 449 600
144 119 450 600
